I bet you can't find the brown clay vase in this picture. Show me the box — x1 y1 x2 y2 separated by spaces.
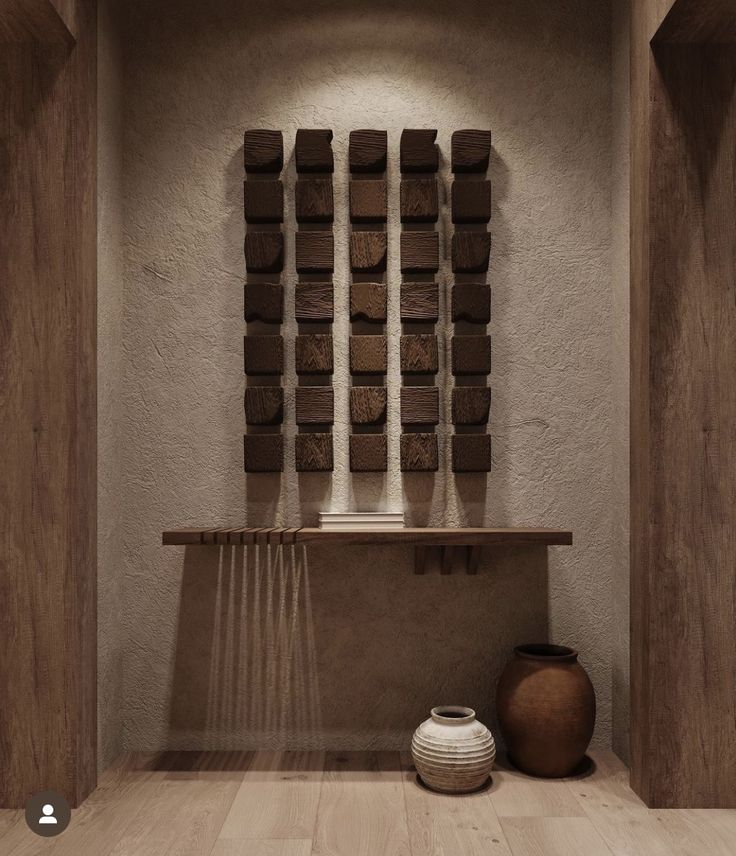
496 643 595 777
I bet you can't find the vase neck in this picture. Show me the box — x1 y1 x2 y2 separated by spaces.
430 706 476 724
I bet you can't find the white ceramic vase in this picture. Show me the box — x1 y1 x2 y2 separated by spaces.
411 706 496 793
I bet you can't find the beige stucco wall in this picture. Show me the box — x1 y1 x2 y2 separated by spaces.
115 0 617 752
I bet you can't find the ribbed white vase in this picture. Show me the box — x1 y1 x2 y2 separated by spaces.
411 706 496 794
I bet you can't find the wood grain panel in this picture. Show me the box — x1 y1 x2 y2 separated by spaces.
349 180 387 223
451 232 491 273
0 0 96 807
295 128 333 173
400 179 438 223
295 387 334 425
295 434 333 472
295 179 333 223
400 232 439 273
452 180 492 224
452 387 491 425
245 387 284 425
452 434 491 473
350 231 387 273
349 434 388 472
400 433 438 472
401 334 438 375
245 232 284 273
349 129 387 172
0 0 75 42
350 335 387 375
350 386 387 425
243 435 284 472
451 283 490 323
451 335 491 375
451 129 491 173
400 282 439 322
400 129 438 172
245 282 283 324
295 232 333 273
244 336 284 375
295 282 333 323
350 282 387 323
295 334 333 375
244 180 283 223
653 0 736 43
244 130 283 174
401 387 439 425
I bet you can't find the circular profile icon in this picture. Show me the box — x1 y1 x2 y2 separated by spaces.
24 790 71 837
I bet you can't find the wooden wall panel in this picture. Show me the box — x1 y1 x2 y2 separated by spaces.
0 0 96 808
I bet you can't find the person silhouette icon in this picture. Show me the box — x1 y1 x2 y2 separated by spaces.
38 805 57 825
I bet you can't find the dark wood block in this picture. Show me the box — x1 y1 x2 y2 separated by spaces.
350 434 387 472
452 434 491 472
349 180 387 223
295 282 334 322
244 281 283 323
452 386 491 425
295 386 334 425
401 433 439 472
295 433 333 472
245 231 284 273
451 129 491 173
296 231 334 273
451 283 490 323
349 129 387 172
452 232 491 273
244 335 283 375
350 387 387 424
400 129 438 172
350 335 387 375
401 232 439 273
244 434 284 472
295 129 334 173
401 334 438 375
350 282 387 323
245 387 284 425
452 180 492 224
401 387 439 425
452 335 491 375
350 231 387 273
400 179 438 223
400 282 439 322
244 130 283 174
295 179 334 223
244 180 283 223
296 334 333 375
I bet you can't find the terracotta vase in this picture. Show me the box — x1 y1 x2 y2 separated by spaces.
496 644 595 777
411 706 496 793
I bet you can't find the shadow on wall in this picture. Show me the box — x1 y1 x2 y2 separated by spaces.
168 543 549 749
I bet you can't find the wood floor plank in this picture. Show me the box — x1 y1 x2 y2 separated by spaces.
648 809 736 856
501 817 613 856
312 752 411 856
218 751 324 840
400 753 512 856
489 761 586 818
211 841 312 856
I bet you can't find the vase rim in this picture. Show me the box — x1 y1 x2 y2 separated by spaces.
514 643 578 661
430 706 476 724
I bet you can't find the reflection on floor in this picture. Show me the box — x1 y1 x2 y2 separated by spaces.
1 751 735 855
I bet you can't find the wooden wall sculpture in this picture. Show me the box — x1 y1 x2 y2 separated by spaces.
294 129 335 471
242 128 494 476
349 130 388 472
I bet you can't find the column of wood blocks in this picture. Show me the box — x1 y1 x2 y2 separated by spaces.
450 129 492 473
243 129 285 472
294 129 335 471
349 130 388 472
399 130 440 472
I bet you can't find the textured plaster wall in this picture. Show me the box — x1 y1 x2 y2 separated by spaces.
97 0 125 771
117 0 617 752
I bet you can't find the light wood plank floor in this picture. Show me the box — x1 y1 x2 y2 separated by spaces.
1 751 735 855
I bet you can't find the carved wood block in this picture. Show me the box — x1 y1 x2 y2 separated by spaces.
244 130 283 174
401 433 439 472
244 282 283 323
295 282 334 322
295 386 334 425
350 282 387 323
349 129 387 172
451 335 491 375
401 387 439 425
349 180 387 223
401 232 439 273
350 434 387 472
401 334 438 374
452 386 491 425
400 129 438 173
295 433 333 472
350 386 387 425
452 180 492 224
295 129 334 173
451 129 491 173
245 231 284 273
244 387 284 425
350 231 387 273
295 179 334 223
451 283 490 323
452 434 492 472
296 334 333 375
244 434 284 472
350 335 387 375
244 180 283 223
296 231 334 273
400 282 439 322
244 335 283 375
400 179 439 223
452 232 491 273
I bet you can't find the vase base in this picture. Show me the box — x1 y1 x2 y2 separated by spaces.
416 774 492 795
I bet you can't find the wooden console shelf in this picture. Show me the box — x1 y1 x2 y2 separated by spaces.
161 527 572 574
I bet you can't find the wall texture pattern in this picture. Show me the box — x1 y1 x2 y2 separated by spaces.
116 0 615 753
